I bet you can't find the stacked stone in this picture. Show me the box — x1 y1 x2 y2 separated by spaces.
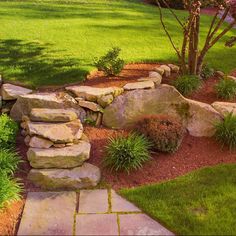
21 108 101 190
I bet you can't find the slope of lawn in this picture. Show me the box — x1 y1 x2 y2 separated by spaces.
0 0 235 87
120 164 236 235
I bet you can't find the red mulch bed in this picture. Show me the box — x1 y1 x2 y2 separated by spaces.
1 63 236 235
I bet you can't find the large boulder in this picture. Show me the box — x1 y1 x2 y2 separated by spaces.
10 92 85 121
211 101 236 116
30 108 78 122
27 141 91 168
103 85 222 137
27 119 83 143
1 83 32 100
28 163 101 190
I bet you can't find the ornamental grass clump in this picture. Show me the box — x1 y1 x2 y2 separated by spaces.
215 78 236 100
173 75 201 96
103 133 152 174
214 113 236 150
136 115 185 153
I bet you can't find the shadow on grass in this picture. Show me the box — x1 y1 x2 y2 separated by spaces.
0 39 87 88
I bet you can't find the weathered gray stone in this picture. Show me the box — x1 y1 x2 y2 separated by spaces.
30 108 78 122
28 163 101 190
212 101 236 116
10 92 85 122
29 136 53 149
1 83 32 101
95 112 103 127
215 71 225 77
79 189 108 213
53 143 66 148
123 81 155 90
78 100 103 112
66 86 123 102
168 64 180 73
27 119 83 143
154 67 165 75
119 214 174 236
103 85 222 137
76 214 118 236
149 71 163 80
97 94 114 108
227 75 236 82
17 192 76 236
138 76 162 85
160 65 171 77
27 141 90 168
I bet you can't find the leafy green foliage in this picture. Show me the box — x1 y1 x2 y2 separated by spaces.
0 149 21 176
214 113 236 150
103 133 152 174
200 64 215 79
0 114 18 148
136 115 185 153
173 75 201 96
94 47 125 76
215 78 236 100
0 172 22 209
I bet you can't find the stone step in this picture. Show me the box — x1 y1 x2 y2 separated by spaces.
27 119 83 143
28 163 101 190
27 141 91 169
30 108 78 122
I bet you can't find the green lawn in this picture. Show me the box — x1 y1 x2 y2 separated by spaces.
0 0 235 87
120 164 236 235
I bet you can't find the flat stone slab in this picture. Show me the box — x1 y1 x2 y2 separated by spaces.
66 85 123 102
111 190 141 212
17 192 76 235
211 101 236 116
30 108 78 122
78 100 103 112
76 214 118 235
138 76 162 85
29 136 53 149
119 214 174 236
27 119 83 143
123 81 155 90
28 163 101 190
27 141 91 168
1 83 32 100
79 189 108 213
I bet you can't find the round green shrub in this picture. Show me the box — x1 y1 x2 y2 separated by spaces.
200 64 215 79
215 78 236 100
214 113 236 150
136 115 185 153
103 133 152 173
173 75 201 96
0 171 22 209
0 149 21 176
0 114 19 148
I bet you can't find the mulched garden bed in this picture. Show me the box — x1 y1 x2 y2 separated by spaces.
1 63 236 235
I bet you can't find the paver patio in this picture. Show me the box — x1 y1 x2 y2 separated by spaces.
17 189 174 236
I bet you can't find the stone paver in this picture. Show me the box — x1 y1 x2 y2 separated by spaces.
111 190 141 213
76 214 118 235
119 214 174 236
17 192 76 236
79 189 108 213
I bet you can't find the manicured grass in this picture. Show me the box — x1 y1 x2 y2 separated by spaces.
120 164 236 235
0 0 235 87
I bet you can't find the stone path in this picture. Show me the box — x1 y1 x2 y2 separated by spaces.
18 189 174 236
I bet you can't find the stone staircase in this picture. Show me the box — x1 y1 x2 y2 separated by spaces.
21 108 101 190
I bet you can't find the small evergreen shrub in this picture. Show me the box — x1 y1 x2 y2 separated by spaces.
94 47 125 76
103 133 152 173
214 113 236 150
0 171 22 209
215 78 236 100
0 149 21 175
0 114 18 148
201 64 214 79
173 75 201 96
136 115 185 153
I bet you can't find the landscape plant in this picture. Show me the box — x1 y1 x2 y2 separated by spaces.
136 115 185 153
214 112 236 150
156 0 236 75
173 75 201 95
200 63 215 79
94 47 125 76
103 133 152 173
215 77 236 99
